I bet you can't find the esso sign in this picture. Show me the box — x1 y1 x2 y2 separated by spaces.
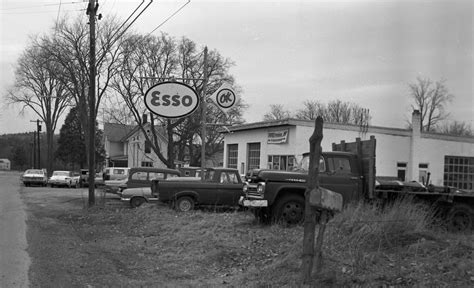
144 82 199 118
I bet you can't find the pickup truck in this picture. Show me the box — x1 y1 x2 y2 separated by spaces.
241 136 474 231
106 167 180 195
151 168 244 212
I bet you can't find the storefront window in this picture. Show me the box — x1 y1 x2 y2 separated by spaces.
227 144 238 169
444 156 474 190
247 143 261 170
268 155 295 171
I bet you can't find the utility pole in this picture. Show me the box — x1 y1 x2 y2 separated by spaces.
200 47 208 181
86 0 98 207
30 120 42 169
32 132 36 169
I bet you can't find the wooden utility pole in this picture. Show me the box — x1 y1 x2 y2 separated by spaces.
200 47 208 181
301 116 324 284
30 119 42 169
87 0 97 207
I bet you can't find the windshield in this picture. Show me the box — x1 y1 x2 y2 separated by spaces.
26 169 43 175
295 155 325 173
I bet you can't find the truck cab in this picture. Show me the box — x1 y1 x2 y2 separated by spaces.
242 151 364 224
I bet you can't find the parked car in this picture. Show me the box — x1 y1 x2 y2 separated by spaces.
48 170 79 188
107 167 181 195
79 169 105 188
22 169 48 187
103 167 130 181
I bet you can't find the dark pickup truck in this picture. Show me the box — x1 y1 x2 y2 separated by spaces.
151 168 244 212
241 136 474 231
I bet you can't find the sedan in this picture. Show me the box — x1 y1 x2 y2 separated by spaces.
49 171 79 188
22 169 48 187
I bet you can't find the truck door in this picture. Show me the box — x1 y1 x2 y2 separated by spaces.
319 155 361 205
217 171 243 206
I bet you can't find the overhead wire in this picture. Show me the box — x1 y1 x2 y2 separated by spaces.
0 1 83 11
146 0 191 36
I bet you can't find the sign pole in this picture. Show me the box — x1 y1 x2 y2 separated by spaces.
200 47 208 180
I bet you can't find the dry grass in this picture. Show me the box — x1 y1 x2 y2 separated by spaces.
26 196 473 287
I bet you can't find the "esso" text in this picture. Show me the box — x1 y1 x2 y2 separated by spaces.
151 91 193 107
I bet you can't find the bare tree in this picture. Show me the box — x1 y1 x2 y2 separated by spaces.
6 36 72 176
294 99 371 126
38 16 123 166
439 121 473 136
295 100 325 120
263 104 291 121
408 77 453 132
110 33 245 168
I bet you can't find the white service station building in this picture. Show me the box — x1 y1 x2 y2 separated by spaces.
222 111 474 191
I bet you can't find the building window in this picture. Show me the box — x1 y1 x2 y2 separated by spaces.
141 161 153 167
227 144 238 169
444 156 474 190
268 155 295 171
397 162 407 181
247 143 261 170
418 163 429 184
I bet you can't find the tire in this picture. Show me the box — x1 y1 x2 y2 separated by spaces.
273 195 305 225
175 196 195 212
447 204 473 232
130 197 147 208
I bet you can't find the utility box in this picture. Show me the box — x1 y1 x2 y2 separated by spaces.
309 187 343 212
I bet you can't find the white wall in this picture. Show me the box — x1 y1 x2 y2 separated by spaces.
223 121 473 188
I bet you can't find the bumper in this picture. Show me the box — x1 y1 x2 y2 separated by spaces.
49 180 69 186
239 196 268 207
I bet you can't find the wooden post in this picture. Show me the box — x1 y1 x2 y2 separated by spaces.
87 0 97 207
301 116 323 284
200 47 208 181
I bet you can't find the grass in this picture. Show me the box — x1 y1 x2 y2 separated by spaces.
26 195 473 287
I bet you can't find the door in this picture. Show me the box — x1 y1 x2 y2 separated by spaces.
217 171 243 206
319 155 361 205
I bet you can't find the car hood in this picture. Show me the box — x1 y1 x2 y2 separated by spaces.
24 173 45 178
121 187 151 197
105 179 127 186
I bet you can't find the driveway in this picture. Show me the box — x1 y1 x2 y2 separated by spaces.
0 171 30 288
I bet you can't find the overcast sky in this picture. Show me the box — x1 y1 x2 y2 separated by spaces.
1 0 472 134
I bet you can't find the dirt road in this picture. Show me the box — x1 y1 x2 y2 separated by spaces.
0 171 31 288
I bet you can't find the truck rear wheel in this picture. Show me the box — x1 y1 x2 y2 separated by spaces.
273 195 305 225
447 204 473 232
130 197 146 208
175 196 195 212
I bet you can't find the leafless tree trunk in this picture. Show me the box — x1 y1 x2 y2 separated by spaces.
408 77 453 132
6 37 72 176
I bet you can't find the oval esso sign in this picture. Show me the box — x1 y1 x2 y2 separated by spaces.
144 82 199 118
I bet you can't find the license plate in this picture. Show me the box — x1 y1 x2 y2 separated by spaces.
243 199 268 207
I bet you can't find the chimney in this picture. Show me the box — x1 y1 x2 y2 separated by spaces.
142 113 148 124
412 110 421 135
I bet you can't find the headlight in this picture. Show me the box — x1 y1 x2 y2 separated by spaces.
243 184 248 193
257 183 265 194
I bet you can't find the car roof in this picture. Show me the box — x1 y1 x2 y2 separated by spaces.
129 167 181 174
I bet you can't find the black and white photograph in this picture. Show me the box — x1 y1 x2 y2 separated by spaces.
1 0 473 287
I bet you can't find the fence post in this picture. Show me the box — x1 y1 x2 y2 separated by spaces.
301 116 324 284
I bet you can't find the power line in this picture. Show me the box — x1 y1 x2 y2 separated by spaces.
147 0 191 36
1 9 84 15
0 1 83 11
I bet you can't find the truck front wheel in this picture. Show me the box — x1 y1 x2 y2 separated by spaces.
175 196 195 212
273 195 305 225
447 204 473 232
